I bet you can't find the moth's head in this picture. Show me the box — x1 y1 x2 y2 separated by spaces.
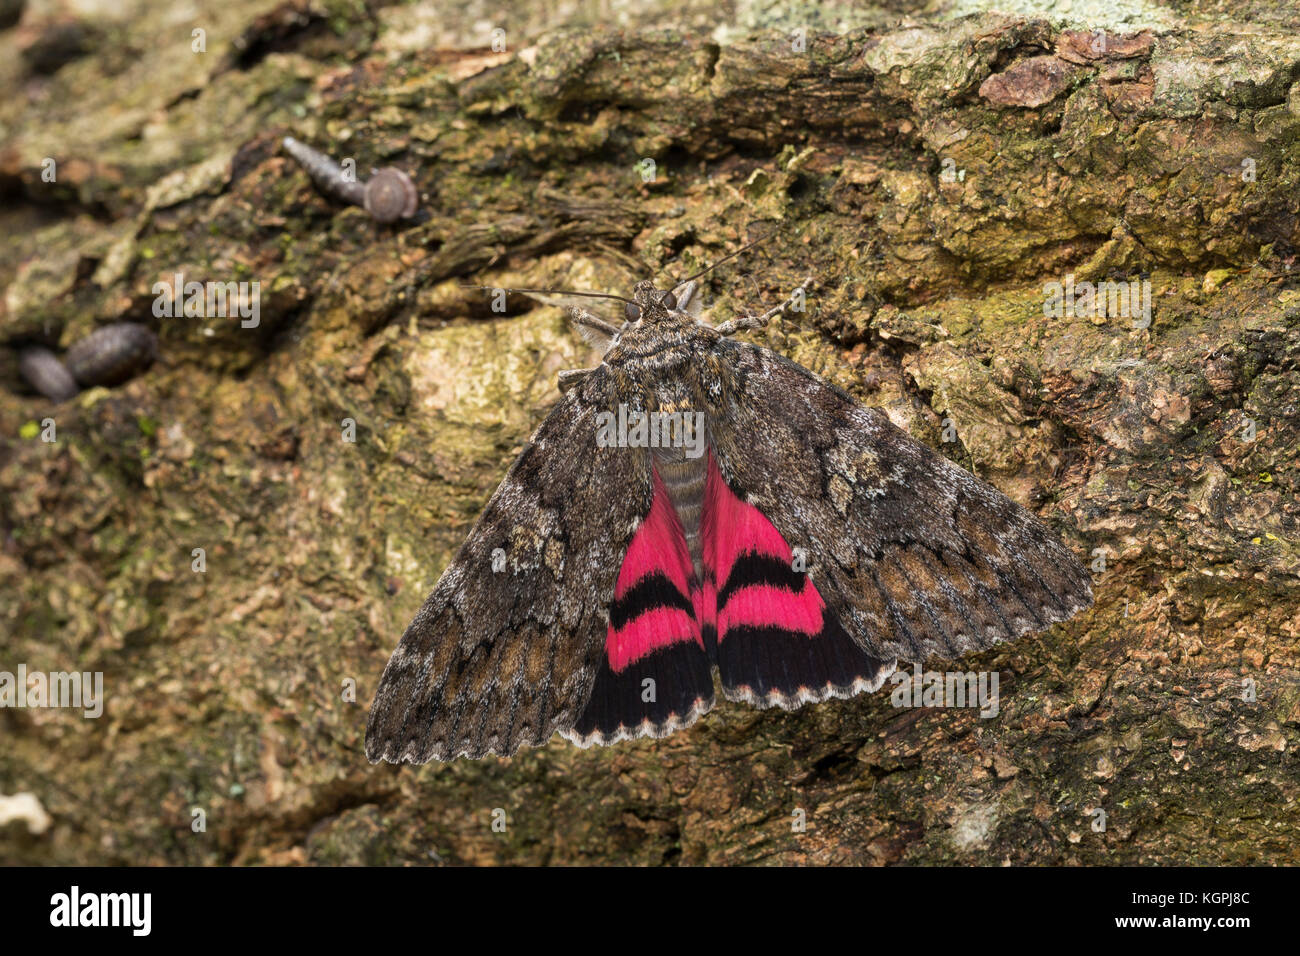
625 280 680 324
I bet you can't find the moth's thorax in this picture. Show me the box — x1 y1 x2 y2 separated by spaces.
607 310 715 363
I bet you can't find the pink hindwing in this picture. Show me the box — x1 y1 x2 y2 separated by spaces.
605 468 703 671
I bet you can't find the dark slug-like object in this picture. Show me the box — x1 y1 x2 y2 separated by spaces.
15 322 157 402
64 322 158 387
18 347 79 402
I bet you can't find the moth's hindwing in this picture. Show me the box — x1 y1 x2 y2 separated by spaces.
563 467 716 747
698 447 895 707
365 369 653 763
703 338 1093 674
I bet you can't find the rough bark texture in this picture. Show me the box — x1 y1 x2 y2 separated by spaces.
1 0 1298 865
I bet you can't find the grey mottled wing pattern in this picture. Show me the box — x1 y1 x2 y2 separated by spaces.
365 368 651 763
706 338 1093 664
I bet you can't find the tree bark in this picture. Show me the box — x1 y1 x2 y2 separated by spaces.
1 1 1298 865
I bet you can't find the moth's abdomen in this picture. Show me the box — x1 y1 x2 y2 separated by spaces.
653 445 709 580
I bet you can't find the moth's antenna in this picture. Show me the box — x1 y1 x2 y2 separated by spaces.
668 230 779 286
460 285 635 305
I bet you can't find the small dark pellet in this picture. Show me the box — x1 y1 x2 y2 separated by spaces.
64 323 158 387
18 347 79 402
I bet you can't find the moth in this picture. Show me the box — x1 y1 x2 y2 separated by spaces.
366 258 1093 763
